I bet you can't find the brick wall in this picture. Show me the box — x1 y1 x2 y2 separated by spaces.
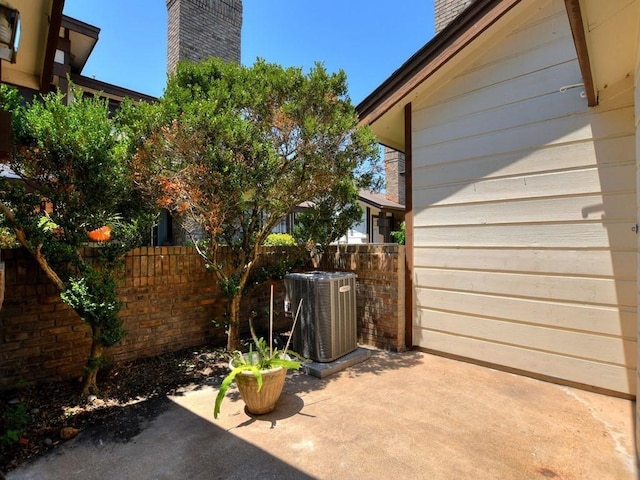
0 247 225 388
320 244 405 352
384 147 406 206
108 247 227 363
0 244 404 388
166 0 243 74
435 0 475 33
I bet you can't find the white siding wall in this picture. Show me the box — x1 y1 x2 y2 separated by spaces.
412 1 637 394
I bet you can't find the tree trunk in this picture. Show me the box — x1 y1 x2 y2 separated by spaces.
227 293 241 351
81 327 104 396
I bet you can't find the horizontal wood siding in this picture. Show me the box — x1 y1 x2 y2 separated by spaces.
412 1 637 394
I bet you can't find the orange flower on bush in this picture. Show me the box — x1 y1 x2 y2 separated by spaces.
87 225 111 242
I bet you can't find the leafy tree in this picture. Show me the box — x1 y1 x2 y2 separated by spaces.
263 233 296 247
0 85 156 395
391 221 406 245
293 178 363 257
134 58 379 350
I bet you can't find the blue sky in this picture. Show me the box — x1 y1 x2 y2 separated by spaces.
62 0 435 105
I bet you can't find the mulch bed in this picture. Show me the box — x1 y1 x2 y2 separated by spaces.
0 346 229 473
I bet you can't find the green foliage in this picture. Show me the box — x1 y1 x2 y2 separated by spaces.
263 233 296 246
0 226 19 248
3 86 156 260
219 274 241 298
247 248 307 288
391 221 406 245
1 84 157 393
134 57 380 349
294 178 363 252
0 211 20 247
0 83 22 113
60 268 124 347
0 402 31 446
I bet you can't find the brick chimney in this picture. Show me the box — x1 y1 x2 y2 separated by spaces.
166 0 243 73
384 147 405 206
435 0 475 33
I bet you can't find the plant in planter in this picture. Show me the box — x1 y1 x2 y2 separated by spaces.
214 297 304 418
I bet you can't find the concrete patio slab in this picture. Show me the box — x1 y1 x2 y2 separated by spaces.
7 350 638 479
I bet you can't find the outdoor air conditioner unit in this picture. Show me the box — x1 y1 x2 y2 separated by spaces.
284 271 357 362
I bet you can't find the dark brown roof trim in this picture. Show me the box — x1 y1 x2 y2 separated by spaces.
70 73 157 103
356 0 522 125
40 0 65 93
563 0 597 107
61 15 100 39
358 195 405 211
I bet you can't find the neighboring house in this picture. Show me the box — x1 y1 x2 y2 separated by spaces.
0 1 154 110
340 189 404 244
334 148 407 244
358 0 639 403
0 0 243 247
345 147 406 244
278 189 404 245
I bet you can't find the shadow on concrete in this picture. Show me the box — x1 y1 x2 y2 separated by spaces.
231 394 307 429
8 393 315 480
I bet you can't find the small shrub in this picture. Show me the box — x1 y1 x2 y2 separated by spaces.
391 221 406 245
263 233 296 246
0 403 31 446
0 226 19 248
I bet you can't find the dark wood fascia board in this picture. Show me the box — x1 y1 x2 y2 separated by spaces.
358 196 405 211
61 15 100 39
70 73 157 103
40 0 65 93
563 0 597 107
356 0 523 126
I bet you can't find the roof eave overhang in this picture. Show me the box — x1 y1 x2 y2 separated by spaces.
70 73 157 103
356 0 524 130
358 196 405 211
61 15 100 74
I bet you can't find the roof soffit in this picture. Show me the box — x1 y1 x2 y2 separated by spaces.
60 15 99 74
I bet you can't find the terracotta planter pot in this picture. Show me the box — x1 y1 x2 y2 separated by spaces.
230 353 290 415
235 366 287 415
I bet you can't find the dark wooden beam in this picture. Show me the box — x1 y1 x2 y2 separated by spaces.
564 0 597 107
40 0 66 93
404 102 413 349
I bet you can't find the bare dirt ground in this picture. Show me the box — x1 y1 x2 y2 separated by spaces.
0 346 229 473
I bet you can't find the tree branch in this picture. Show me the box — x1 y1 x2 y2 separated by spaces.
0 201 66 292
